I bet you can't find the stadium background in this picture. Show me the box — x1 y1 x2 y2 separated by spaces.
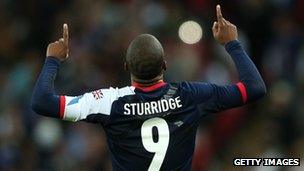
0 0 303 170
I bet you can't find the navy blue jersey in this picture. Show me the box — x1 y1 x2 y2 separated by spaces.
31 41 266 171
60 81 245 170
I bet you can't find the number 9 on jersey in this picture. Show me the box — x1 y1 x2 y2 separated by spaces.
141 117 170 171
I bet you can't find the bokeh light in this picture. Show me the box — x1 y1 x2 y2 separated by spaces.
178 20 203 44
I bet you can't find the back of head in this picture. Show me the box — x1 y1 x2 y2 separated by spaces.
126 34 165 81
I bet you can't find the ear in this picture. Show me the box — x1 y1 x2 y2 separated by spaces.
124 62 129 71
163 60 167 71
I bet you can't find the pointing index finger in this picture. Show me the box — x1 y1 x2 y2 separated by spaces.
63 23 69 46
216 5 224 24
216 5 222 19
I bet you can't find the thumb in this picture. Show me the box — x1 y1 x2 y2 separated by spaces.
212 22 219 34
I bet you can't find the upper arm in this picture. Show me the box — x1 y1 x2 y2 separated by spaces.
61 88 115 122
60 87 135 124
184 82 247 113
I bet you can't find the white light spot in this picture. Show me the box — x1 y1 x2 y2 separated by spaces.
178 20 203 44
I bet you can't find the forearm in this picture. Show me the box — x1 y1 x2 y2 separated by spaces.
225 40 266 102
31 57 63 118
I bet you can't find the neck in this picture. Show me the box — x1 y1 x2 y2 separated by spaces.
131 75 164 87
132 79 166 92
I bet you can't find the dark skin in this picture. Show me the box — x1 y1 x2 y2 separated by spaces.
47 23 69 60
47 5 237 86
124 33 166 85
124 61 167 86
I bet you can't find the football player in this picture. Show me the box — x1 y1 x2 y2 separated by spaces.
31 5 266 171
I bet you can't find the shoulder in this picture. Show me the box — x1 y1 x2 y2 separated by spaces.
115 86 136 98
170 81 215 103
67 86 136 114
63 86 136 122
86 87 136 110
174 81 211 92
88 86 136 100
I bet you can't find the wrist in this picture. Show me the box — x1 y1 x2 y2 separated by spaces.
225 40 242 53
46 56 62 66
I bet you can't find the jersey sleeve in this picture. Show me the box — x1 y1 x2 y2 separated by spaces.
60 86 135 123
184 82 245 113
182 41 266 114
60 88 116 123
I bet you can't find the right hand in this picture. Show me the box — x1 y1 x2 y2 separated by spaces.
46 23 69 61
212 5 238 45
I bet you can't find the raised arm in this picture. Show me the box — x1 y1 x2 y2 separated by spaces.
187 5 266 112
212 5 266 102
31 24 125 124
31 24 69 118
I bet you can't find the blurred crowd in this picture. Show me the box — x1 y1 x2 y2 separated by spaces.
0 0 303 170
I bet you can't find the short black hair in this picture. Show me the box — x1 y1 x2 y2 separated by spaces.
126 34 164 80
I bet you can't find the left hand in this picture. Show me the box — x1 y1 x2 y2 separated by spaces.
212 5 238 45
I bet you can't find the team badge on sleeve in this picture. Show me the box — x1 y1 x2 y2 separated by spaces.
92 90 103 100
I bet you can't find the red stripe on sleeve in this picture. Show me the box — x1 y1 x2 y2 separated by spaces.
236 82 247 103
59 96 66 119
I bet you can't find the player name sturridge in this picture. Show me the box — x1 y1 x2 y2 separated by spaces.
124 96 182 115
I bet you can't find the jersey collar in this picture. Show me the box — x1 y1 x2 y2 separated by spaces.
132 80 167 92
